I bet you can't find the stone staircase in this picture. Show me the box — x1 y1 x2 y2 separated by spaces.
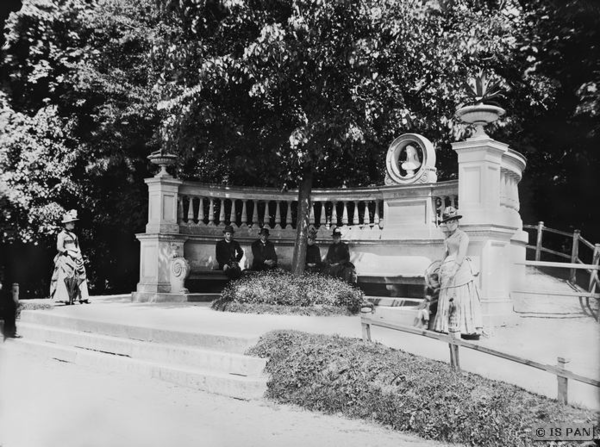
10 309 268 400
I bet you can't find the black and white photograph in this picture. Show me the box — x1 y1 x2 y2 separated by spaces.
0 0 598 446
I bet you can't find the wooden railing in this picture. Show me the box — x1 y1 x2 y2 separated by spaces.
360 312 600 405
176 180 459 234
524 222 600 281
520 222 600 320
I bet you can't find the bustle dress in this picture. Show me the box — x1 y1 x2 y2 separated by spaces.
50 229 90 304
431 228 482 335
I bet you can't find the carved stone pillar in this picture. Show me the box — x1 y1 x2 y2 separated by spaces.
132 163 190 302
452 104 527 328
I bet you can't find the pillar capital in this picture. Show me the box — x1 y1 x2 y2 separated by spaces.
452 138 509 227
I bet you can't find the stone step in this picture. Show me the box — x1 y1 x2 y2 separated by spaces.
17 322 267 378
19 310 256 354
365 297 423 308
357 275 425 299
369 306 420 327
187 293 220 303
3 338 267 400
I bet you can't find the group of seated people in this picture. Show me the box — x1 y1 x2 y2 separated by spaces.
215 225 356 283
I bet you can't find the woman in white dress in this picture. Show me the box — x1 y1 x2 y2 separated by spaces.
431 207 482 339
50 210 90 305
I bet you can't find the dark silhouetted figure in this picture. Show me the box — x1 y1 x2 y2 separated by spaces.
0 276 21 341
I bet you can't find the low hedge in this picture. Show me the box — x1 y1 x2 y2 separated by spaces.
247 330 599 447
212 270 364 315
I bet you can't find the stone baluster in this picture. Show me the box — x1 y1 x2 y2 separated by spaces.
263 200 271 228
229 199 237 227
330 202 337 227
320 202 327 229
218 198 226 227
499 171 508 207
342 201 349 227
177 196 184 224
353 201 360 226
363 201 370 226
251 200 260 229
512 175 520 211
186 196 194 224
241 200 248 227
437 196 446 222
374 201 380 226
208 198 215 226
309 202 316 226
284 201 292 228
274 201 282 229
198 197 205 225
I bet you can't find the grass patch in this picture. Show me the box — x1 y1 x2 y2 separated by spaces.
247 330 599 447
212 270 364 315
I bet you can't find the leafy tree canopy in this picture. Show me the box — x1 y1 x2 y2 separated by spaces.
1 0 598 291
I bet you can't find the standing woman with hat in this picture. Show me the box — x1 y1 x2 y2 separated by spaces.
431 207 482 339
216 225 244 279
50 210 90 305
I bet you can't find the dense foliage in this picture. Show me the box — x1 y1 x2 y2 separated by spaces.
212 270 364 315
0 0 598 294
247 330 599 447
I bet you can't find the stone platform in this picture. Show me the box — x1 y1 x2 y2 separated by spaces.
4 290 600 410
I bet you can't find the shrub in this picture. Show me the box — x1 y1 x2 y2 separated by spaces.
247 330 599 447
212 270 364 315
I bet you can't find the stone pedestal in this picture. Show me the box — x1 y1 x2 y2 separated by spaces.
380 186 444 240
453 137 509 227
132 168 190 303
452 112 527 329
145 176 182 234
131 234 190 302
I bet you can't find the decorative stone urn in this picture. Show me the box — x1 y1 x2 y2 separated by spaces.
455 104 505 139
148 151 178 178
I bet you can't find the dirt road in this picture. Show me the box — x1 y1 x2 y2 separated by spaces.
0 344 460 447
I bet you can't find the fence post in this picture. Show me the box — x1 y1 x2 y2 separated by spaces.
361 307 373 342
361 321 372 342
448 300 461 371
591 245 600 324
557 357 570 404
535 221 544 262
570 230 580 283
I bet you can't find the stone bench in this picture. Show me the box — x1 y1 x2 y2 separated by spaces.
184 266 427 299
186 269 230 294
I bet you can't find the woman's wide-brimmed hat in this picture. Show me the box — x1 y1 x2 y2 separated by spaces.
223 225 235 234
424 260 442 289
259 227 270 236
61 210 79 224
440 207 462 224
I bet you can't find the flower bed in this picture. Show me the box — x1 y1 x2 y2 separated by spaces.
211 270 364 316
247 330 599 447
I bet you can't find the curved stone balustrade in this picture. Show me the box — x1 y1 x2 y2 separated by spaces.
135 128 528 331
177 181 459 237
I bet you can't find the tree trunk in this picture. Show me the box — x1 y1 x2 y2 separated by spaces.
291 170 313 275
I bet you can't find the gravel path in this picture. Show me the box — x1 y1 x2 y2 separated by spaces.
0 345 461 447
